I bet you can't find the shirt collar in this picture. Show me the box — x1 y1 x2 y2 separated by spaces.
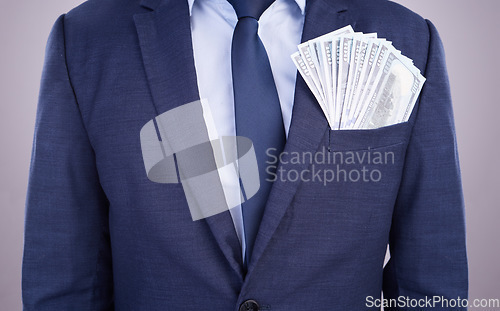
187 0 306 17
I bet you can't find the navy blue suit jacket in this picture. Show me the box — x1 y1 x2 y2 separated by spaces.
23 0 468 310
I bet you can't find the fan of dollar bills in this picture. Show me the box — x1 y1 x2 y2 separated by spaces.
291 25 426 130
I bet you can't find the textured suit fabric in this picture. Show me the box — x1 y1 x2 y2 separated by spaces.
22 0 468 310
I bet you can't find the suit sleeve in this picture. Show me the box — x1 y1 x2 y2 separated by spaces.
382 20 468 310
22 15 114 310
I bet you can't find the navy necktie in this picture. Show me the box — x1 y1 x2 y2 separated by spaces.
228 0 286 266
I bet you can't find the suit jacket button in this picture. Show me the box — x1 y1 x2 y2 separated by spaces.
239 299 260 311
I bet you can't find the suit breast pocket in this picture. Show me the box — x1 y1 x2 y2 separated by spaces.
289 122 412 239
313 121 412 192
328 121 411 151
293 121 412 213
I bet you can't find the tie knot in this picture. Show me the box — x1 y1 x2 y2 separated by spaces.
228 0 275 20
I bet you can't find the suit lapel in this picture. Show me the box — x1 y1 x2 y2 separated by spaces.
134 0 199 114
134 0 244 278
247 0 355 275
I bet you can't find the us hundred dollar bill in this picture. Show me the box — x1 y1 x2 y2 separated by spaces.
290 25 426 130
347 40 381 127
350 42 391 127
291 51 331 126
335 36 353 129
298 42 326 107
354 49 426 129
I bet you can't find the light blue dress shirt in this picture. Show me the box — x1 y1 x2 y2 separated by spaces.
188 0 305 259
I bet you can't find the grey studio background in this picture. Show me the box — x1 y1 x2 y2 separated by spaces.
0 0 498 309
